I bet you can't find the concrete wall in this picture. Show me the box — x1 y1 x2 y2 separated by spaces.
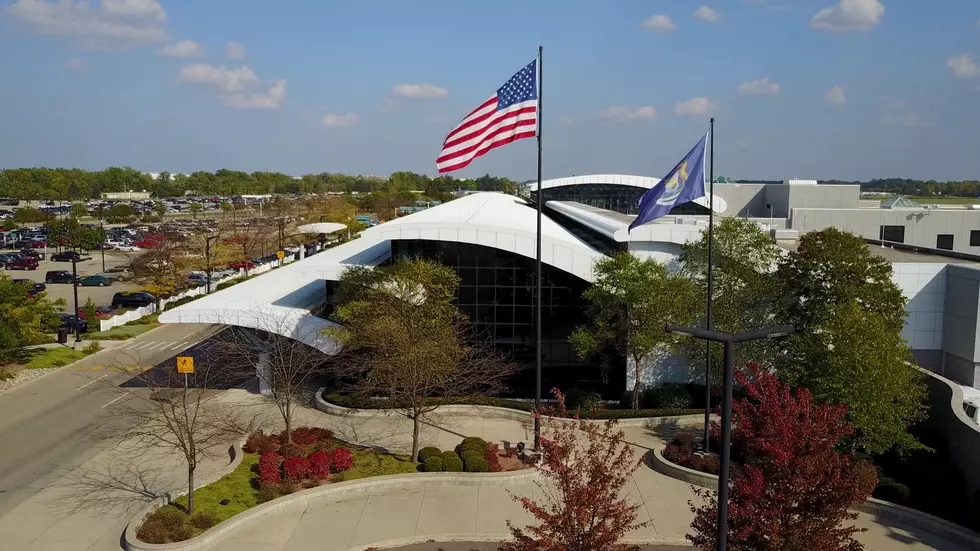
943 265 980 385
711 183 860 218
922 369 980 501
893 263 947 351
792 208 980 256
712 184 767 217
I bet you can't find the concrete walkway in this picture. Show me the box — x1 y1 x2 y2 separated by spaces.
204 402 973 551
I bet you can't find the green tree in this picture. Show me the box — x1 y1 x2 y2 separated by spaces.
570 252 698 409
106 204 135 223
153 201 168 218
328 259 517 460
70 203 89 219
680 218 784 376
13 207 54 223
80 297 99 322
776 228 924 453
188 202 203 219
0 275 65 365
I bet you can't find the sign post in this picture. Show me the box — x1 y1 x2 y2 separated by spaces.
277 250 285 267
177 356 194 401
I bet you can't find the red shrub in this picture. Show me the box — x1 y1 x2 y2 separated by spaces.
308 427 333 442
330 447 354 473
283 456 311 480
243 432 267 454
308 450 331 479
485 443 503 473
258 452 283 487
278 443 304 458
291 428 318 447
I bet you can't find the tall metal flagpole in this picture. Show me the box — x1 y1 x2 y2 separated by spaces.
533 45 543 452
703 118 715 452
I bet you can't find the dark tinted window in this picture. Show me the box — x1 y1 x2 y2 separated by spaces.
937 234 954 250
879 225 905 244
971 231 980 247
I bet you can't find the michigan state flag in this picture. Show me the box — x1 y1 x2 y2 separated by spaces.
629 132 709 232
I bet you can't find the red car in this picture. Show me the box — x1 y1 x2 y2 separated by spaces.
30 241 46 248
228 261 256 270
9 257 39 270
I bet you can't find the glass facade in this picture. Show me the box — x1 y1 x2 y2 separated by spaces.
540 183 710 216
391 239 624 397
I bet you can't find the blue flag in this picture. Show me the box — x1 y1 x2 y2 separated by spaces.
628 132 709 232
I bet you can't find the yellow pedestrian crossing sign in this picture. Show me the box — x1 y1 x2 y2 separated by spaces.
277 250 285 259
177 356 194 374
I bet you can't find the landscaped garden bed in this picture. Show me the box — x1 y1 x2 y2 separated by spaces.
136 426 417 544
417 437 533 473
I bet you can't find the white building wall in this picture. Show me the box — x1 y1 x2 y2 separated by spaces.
892 263 947 350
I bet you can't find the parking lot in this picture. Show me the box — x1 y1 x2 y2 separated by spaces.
1 248 139 310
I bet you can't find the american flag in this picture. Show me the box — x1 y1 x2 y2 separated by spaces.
436 60 538 173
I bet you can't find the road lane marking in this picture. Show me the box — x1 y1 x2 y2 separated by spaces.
168 341 189 350
101 393 131 408
77 373 109 390
144 342 166 351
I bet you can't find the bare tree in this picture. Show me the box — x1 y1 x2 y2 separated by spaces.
98 350 260 515
221 314 328 444
327 259 520 459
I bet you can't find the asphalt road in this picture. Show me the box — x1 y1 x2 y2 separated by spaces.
0 322 226 516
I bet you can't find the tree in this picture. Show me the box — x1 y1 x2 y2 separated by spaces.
570 252 698 409
70 203 89 218
100 352 259 515
106 203 135 223
776 228 924 453
688 368 878 551
80 297 99 322
188 202 203 219
680 218 784 375
219 201 233 220
502 389 648 551
222 223 264 277
129 234 189 300
153 201 167 219
13 207 54 223
0 275 64 365
328 259 518 460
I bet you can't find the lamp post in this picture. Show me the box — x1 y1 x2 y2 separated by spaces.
664 324 794 551
99 218 106 273
205 234 219 293
71 257 82 344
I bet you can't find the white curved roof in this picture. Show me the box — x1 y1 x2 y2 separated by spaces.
161 193 605 349
527 173 727 214
296 222 347 234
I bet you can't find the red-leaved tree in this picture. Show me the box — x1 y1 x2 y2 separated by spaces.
688 369 878 551
501 389 648 551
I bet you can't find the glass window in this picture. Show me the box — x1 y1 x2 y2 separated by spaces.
971 231 980 247
937 234 954 251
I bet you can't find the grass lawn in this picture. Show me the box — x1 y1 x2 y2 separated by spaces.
87 324 156 340
143 444 418 542
21 346 88 369
908 196 980 205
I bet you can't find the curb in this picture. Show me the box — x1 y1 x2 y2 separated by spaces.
314 387 705 428
0 339 121 396
650 446 980 550
343 534 692 551
124 462 541 551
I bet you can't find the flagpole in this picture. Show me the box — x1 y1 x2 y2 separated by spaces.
703 117 715 452
533 45 543 452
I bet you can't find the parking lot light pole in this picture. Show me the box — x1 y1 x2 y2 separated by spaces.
99 218 106 273
71 257 82 344
205 235 219 293
664 324 794 551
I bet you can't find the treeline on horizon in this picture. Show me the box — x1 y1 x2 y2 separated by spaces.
823 177 980 197
0 167 519 201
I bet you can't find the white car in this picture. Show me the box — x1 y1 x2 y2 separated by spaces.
116 245 141 252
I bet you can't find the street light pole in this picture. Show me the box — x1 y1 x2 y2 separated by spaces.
205 235 219 294
71 257 81 344
664 324 794 551
99 218 106 273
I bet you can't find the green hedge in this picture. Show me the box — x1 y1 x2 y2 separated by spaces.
417 447 441 463
322 392 700 420
441 451 463 472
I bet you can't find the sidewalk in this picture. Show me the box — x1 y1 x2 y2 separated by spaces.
203 401 972 551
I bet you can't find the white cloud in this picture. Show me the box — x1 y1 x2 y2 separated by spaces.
158 40 203 58
322 113 358 128
675 97 714 116
599 106 657 122
694 6 721 23
177 64 258 91
738 77 780 96
226 41 246 60
640 15 676 32
947 55 980 79
390 83 448 99
810 0 884 32
62 58 84 70
825 84 847 104
6 0 169 48
220 79 286 110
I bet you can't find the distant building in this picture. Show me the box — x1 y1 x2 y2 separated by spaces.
102 191 152 200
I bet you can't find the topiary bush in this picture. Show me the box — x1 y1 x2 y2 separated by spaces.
565 387 602 411
290 428 318 447
283 456 311 480
308 450 331 479
137 505 191 544
422 455 444 472
441 451 463 472
330 447 354 473
418 446 442 463
258 452 283 487
460 450 484 472
278 443 304 458
464 456 489 473
459 437 487 457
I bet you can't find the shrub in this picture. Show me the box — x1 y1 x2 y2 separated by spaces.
308 450 331 479
190 511 216 530
280 479 300 495
258 452 283 487
244 432 277 454
283 456 311 480
291 428 318 447
422 456 444 472
0 369 14 382
307 427 333 442
565 387 602 411
484 443 503 473
137 505 191 544
278 443 304 458
442 451 463 472
81 341 102 355
330 447 354 473
464 456 489 473
461 450 485 472
642 384 696 409
461 436 487 450
257 485 280 503
417 447 442 463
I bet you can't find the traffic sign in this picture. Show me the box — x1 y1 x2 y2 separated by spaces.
277 250 285 260
176 356 194 374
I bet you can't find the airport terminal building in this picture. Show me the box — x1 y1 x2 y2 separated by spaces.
161 175 980 395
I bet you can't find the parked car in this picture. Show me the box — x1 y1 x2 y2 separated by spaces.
102 267 132 281
30 241 46 248
80 275 112 287
45 270 80 284
55 313 88 334
20 249 42 260
12 279 44 296
111 291 155 308
77 306 114 320
8 257 38 270
115 245 141 252
95 242 114 250
51 251 84 262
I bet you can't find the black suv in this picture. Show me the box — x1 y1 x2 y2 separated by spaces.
13 279 45 296
45 270 80 284
111 291 155 308
51 251 83 262
56 313 88 333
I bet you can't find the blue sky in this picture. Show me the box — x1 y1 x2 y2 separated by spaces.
0 0 978 182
